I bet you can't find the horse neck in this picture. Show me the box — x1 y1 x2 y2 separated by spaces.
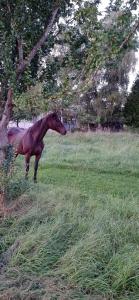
30 116 50 141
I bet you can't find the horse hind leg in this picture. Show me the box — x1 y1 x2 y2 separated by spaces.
25 153 31 180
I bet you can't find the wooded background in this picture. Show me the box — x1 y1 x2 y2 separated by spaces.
0 0 139 162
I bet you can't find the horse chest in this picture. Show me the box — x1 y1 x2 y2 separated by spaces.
23 138 44 156
32 142 44 156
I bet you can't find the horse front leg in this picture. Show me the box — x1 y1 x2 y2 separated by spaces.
25 153 31 180
34 154 41 183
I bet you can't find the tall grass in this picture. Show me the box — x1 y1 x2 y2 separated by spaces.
0 132 139 299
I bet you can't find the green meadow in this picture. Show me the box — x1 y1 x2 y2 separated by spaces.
0 132 139 299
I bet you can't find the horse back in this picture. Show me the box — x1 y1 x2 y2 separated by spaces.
8 127 25 135
8 127 26 145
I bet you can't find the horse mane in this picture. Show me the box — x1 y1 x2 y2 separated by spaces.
29 118 43 133
28 112 52 133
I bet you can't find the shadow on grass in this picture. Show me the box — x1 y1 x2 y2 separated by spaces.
40 162 139 179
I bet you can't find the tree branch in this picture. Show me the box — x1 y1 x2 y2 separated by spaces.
119 19 139 50
16 7 59 78
17 36 24 65
0 88 13 164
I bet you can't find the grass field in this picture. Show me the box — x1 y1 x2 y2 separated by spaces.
0 132 139 299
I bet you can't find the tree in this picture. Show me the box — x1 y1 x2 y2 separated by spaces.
0 0 73 212
0 0 72 164
12 84 47 126
124 75 139 127
41 0 139 127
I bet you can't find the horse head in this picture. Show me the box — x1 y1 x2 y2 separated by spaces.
47 112 67 135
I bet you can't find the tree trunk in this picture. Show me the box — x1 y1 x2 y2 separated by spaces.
0 88 13 165
0 88 13 215
0 6 59 165
0 7 59 214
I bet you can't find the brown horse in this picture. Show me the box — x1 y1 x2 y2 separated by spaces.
8 112 67 182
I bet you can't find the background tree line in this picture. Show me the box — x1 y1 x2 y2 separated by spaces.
1 0 139 132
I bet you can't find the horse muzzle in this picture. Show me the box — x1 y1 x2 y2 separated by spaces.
61 129 67 135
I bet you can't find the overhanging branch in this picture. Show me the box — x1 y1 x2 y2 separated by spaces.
119 19 139 50
16 7 59 78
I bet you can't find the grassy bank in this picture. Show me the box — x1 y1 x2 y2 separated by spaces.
0 132 139 299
